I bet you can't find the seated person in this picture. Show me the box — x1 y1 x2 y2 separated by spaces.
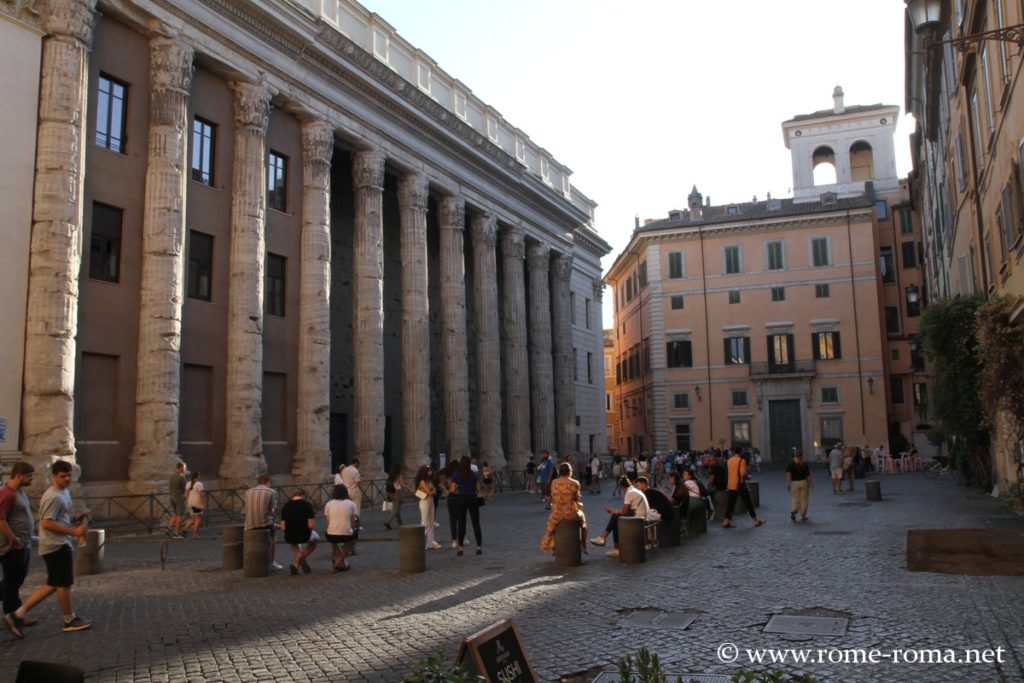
635 478 673 523
682 469 709 518
589 477 649 558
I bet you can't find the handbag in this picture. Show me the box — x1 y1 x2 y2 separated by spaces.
382 500 393 512
476 496 486 507
415 490 428 500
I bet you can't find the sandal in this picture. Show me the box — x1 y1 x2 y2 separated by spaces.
754 520 767 527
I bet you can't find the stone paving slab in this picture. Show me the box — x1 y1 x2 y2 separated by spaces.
0 469 1022 682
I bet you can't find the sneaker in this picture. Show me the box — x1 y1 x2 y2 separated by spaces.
427 542 442 550
300 559 311 574
605 548 620 558
4 613 24 639
271 562 285 571
162 528 174 538
63 616 94 633
451 540 458 549
289 564 299 575
790 511 796 522
590 537 606 547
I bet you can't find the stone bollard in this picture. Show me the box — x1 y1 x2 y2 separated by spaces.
713 490 729 520
399 525 426 573
866 480 882 501
686 500 708 536
618 517 645 565
222 525 244 570
75 529 105 576
659 506 683 547
554 520 582 567
243 529 271 578
746 481 760 508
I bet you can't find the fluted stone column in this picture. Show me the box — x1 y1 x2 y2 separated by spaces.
21 0 97 472
527 242 555 454
551 253 576 456
398 173 431 475
220 83 271 483
439 196 469 460
128 38 194 485
500 227 531 469
470 214 505 467
352 150 386 479
292 119 333 481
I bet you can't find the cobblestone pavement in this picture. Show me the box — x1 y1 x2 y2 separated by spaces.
1 467 1022 683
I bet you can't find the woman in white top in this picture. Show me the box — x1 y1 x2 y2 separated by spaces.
324 484 358 571
415 465 441 550
183 471 205 539
333 464 344 486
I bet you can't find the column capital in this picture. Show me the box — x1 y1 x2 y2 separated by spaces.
149 37 194 94
352 149 386 190
552 252 574 283
398 172 429 210
470 213 498 247
527 241 550 270
231 82 271 131
439 195 465 228
301 119 334 163
501 226 526 259
593 277 604 301
44 0 98 44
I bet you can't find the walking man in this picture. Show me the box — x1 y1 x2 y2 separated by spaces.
723 447 765 529
785 450 812 522
244 474 282 571
167 461 187 539
0 463 36 628
4 461 93 637
280 489 319 575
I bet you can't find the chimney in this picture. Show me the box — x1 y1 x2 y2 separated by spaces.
635 215 640 229
832 85 845 114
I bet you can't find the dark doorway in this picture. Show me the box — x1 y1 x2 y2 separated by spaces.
769 399 802 461
330 412 347 473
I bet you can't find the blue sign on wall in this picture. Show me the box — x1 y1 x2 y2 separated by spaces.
0 418 6 444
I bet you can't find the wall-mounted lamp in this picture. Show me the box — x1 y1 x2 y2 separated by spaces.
694 385 702 401
867 377 875 394
906 0 1024 51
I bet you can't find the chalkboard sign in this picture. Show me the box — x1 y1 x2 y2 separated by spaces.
456 619 539 683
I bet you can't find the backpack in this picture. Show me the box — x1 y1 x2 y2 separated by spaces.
695 478 709 498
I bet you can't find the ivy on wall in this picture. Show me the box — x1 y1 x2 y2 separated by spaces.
976 295 1024 496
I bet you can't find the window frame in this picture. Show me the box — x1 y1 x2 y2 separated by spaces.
666 340 693 368
723 336 751 365
667 251 685 279
812 331 842 360
267 150 288 212
724 245 742 274
820 386 840 404
265 252 287 317
96 73 128 153
766 240 785 271
88 202 123 283
810 236 831 267
670 295 684 310
187 230 214 302
191 116 217 186
771 286 786 302
815 283 831 298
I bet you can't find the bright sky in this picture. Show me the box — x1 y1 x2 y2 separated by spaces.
358 0 914 317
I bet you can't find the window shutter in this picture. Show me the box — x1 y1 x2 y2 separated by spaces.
683 341 693 368
743 337 751 364
811 333 820 360
833 332 842 359
723 338 731 364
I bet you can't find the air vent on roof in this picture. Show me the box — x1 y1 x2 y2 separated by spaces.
669 211 681 221
767 199 782 211
820 191 838 206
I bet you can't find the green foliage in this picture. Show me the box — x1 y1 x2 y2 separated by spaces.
976 295 1024 493
614 647 817 683
402 649 485 683
730 671 818 683
918 295 991 486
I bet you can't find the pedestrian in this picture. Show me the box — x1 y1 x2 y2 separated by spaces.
589 453 602 494
664 471 688 510
524 457 536 493
440 466 459 548
166 461 187 539
415 465 442 550
844 447 856 491
333 463 345 485
383 464 409 530
753 448 763 473
540 463 588 554
479 462 496 502
280 488 319 575
340 459 362 512
786 450 813 522
537 451 555 510
589 476 649 558
183 471 205 539
244 474 282 571
0 462 36 629
449 456 482 556
829 443 845 494
3 460 93 638
611 456 624 498
723 448 766 529
324 484 358 571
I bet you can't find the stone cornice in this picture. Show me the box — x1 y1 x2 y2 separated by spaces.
0 0 45 30
572 225 611 257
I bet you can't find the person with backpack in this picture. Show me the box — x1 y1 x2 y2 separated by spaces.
682 469 711 519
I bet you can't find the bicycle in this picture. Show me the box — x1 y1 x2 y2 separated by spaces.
923 456 952 479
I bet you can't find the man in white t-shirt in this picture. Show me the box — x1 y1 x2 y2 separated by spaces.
588 477 650 558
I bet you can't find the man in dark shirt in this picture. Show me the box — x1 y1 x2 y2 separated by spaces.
708 455 728 494
280 489 319 575
635 479 673 522
785 450 813 522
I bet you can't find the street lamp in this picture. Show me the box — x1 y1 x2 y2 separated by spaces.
694 385 702 401
906 0 1024 50
867 377 875 394
906 0 941 33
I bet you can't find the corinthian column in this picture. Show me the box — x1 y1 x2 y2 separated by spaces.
500 227 531 469
399 173 431 475
527 242 555 453
292 119 333 481
439 196 469 460
22 0 98 472
551 252 576 456
352 150 386 479
220 82 271 483
128 38 194 485
470 213 505 467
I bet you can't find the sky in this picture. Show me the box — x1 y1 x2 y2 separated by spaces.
357 0 915 317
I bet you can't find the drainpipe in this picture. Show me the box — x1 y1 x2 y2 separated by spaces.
698 224 714 444
846 210 867 435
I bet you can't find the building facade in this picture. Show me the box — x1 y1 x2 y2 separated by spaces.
2 0 610 494
905 0 1024 490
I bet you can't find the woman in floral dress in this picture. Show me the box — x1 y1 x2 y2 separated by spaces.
540 463 588 553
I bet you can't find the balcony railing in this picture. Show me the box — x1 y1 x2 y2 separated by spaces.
748 360 816 377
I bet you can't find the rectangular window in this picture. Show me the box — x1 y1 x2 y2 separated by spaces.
880 246 895 283
570 292 576 325
815 283 831 298
187 231 213 301
731 421 752 447
587 352 593 384
723 336 750 365
731 390 748 408
670 295 684 310
955 134 967 191
899 208 914 234
821 416 843 449
265 253 286 316
267 151 287 211
585 298 591 329
970 86 984 172
875 200 889 220
768 334 793 371
820 386 839 404
906 288 921 317
96 74 127 153
913 382 929 408
811 237 831 266
901 241 917 268
89 203 122 283
766 240 785 270
573 348 579 381
997 185 1012 262
980 45 995 138
606 393 612 412
675 424 691 452
666 340 693 368
673 393 689 410
724 245 741 274
668 251 684 279
890 376 905 404
885 305 901 335
638 260 648 288
728 290 740 304
812 331 841 360
771 286 785 302
192 117 216 185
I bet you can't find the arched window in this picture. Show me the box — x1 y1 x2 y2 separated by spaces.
850 141 874 181
812 145 837 186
